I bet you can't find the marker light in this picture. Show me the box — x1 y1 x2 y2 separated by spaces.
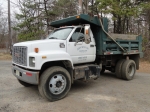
34 48 39 53
42 56 47 59
76 16 80 18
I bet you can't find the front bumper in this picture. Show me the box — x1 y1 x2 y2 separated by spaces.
12 65 39 85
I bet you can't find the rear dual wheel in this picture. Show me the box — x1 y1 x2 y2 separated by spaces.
115 59 125 78
115 59 136 80
121 60 136 80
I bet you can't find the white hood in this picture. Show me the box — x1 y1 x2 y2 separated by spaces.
14 39 66 53
14 39 65 46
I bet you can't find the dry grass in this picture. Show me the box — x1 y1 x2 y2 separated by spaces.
0 53 12 60
138 61 150 74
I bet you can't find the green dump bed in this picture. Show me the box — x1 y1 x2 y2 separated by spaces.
50 14 143 57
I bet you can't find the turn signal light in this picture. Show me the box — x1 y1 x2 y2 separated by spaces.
76 16 80 18
34 48 39 53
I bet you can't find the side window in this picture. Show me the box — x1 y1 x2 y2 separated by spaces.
70 28 84 42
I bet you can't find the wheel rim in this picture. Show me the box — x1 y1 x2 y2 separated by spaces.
128 64 135 77
49 74 66 95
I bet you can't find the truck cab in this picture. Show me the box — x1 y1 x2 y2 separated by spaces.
12 24 97 69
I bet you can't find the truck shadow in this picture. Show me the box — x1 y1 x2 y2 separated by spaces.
101 71 116 78
70 71 117 92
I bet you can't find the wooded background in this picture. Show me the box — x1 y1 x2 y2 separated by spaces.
0 0 150 60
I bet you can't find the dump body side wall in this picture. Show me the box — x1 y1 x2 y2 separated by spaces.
92 18 143 57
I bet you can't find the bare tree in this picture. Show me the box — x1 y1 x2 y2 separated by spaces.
0 6 8 49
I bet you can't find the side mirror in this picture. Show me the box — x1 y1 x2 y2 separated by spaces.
85 35 90 44
84 25 91 44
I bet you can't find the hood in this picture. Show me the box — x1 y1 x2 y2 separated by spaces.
14 39 66 53
14 39 65 46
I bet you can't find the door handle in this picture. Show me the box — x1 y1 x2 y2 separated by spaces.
90 45 95 47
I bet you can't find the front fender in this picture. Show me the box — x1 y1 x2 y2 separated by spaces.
29 51 73 70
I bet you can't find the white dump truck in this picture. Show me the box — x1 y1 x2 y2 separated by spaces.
12 14 143 101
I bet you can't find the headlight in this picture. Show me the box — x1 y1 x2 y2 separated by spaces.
29 57 35 67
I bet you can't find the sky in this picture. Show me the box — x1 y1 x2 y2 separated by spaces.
0 0 54 18
0 0 19 18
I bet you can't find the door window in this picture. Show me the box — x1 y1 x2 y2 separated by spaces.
70 28 85 42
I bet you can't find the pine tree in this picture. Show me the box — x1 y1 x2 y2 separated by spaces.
14 0 44 41
95 0 150 34
14 0 78 41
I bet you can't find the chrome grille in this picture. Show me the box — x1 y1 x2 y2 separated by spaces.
13 46 27 66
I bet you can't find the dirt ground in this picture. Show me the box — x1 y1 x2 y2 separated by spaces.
0 53 12 60
0 60 150 112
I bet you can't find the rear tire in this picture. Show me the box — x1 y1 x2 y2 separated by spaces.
18 79 32 87
38 66 71 101
121 60 136 80
115 59 125 79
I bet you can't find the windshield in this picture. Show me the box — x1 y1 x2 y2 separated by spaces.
47 27 73 40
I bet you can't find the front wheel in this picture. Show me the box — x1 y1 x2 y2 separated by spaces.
38 66 71 101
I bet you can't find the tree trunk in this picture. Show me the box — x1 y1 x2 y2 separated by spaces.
43 0 50 29
117 16 122 34
114 20 116 33
148 22 150 41
122 17 126 34
126 18 129 34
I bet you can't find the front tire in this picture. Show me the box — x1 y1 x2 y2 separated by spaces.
121 60 136 80
38 66 71 101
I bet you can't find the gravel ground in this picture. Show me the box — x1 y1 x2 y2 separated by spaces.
0 60 150 112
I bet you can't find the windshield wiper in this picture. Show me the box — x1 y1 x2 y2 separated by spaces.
49 37 58 39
